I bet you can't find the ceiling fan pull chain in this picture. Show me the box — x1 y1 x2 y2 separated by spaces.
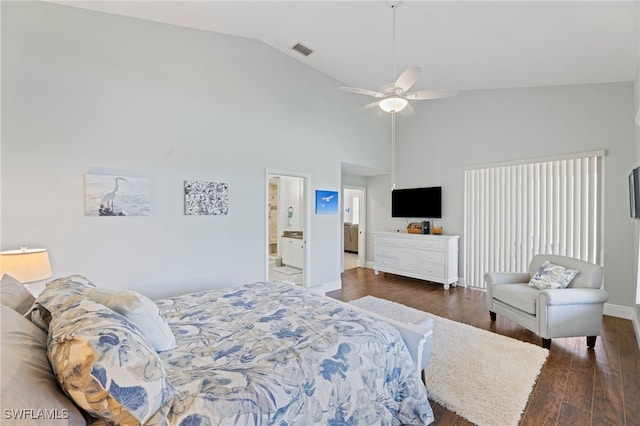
391 112 396 190
391 3 397 81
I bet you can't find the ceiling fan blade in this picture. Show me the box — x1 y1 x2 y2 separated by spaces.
394 66 422 93
405 89 459 100
380 82 395 95
339 86 385 98
399 103 415 116
357 101 381 111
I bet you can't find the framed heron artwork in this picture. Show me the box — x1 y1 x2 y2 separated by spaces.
84 173 151 216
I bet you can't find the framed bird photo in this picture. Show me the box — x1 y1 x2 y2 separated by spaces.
315 190 339 215
84 173 151 216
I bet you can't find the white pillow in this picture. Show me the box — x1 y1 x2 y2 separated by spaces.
529 261 579 290
83 288 176 351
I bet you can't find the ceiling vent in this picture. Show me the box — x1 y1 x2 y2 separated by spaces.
292 43 313 57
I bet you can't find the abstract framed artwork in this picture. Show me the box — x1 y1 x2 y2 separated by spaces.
85 173 151 216
184 181 229 215
315 190 339 215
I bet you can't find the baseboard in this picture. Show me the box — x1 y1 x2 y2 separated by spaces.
603 303 640 350
633 309 640 351
603 302 636 320
307 279 341 295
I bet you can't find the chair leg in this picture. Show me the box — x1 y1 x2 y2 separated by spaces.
587 336 597 349
542 338 551 349
489 311 496 321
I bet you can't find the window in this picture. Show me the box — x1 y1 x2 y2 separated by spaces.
464 151 604 289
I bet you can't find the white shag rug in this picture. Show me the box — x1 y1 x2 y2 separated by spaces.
349 296 549 426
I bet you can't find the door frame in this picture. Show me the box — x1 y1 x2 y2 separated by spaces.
342 185 366 270
265 168 311 287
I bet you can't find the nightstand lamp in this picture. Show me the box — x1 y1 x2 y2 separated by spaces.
0 247 52 284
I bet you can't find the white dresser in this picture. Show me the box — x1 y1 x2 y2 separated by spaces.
373 232 459 289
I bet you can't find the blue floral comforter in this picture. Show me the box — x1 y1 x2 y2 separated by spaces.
150 281 434 425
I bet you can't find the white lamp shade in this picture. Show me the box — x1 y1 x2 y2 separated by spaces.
0 248 52 283
379 97 408 113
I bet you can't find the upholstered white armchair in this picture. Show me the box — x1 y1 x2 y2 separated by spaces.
486 254 608 349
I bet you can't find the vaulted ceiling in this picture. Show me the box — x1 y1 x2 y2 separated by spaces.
54 1 638 94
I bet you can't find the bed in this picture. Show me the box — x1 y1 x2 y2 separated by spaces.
1 274 434 425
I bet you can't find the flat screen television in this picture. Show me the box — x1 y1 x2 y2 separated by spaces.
629 167 640 218
392 186 442 218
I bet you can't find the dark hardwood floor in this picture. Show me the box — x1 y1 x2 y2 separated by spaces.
328 268 640 426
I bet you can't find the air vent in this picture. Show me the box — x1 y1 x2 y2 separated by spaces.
291 43 313 57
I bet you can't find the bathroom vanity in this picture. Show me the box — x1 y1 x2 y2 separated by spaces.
281 231 304 269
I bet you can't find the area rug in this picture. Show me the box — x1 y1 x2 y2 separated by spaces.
349 296 549 426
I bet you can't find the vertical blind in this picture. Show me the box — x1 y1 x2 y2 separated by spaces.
464 151 604 289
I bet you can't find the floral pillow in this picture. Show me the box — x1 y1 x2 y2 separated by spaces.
26 275 96 330
529 261 579 290
47 296 173 424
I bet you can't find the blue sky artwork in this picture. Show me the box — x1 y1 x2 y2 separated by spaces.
316 190 338 215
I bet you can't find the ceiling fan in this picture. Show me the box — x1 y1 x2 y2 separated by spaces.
339 2 458 115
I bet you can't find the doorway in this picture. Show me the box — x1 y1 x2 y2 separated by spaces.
266 169 310 287
342 186 366 270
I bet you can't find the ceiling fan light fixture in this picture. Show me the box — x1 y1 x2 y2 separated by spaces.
379 96 408 113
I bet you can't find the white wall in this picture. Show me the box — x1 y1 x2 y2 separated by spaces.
1 2 389 298
368 83 637 309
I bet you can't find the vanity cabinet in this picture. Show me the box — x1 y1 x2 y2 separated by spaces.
373 232 459 289
281 236 304 269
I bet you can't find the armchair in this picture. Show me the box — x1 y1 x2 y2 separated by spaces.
486 254 608 349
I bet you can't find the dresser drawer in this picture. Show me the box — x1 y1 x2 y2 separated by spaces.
374 255 399 270
417 262 445 279
418 250 446 265
395 237 420 249
375 245 397 258
376 234 408 247
377 234 448 250
415 238 447 250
